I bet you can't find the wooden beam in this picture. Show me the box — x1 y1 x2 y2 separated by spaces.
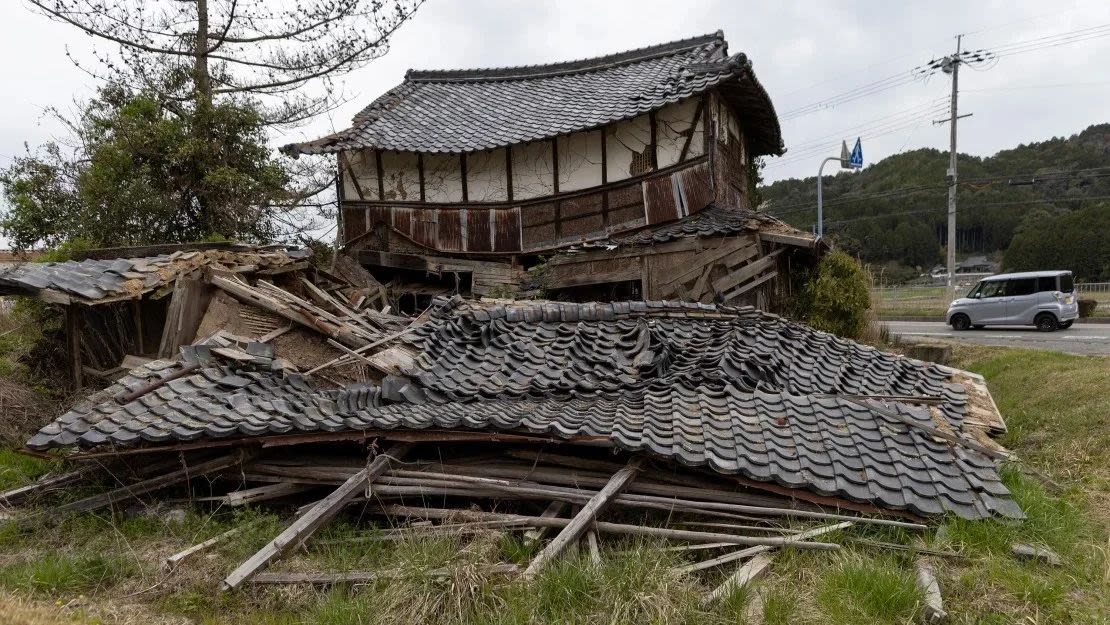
678 98 706 163
64 306 84 389
164 525 249 571
130 299 144 355
417 153 426 202
675 521 853 575
504 148 513 202
648 110 659 170
460 153 468 203
249 564 520 586
376 504 841 551
658 236 759 289
758 231 818 248
712 249 783 294
221 443 413 591
723 270 778 303
339 152 366 201
523 457 643 578
524 500 568 546
704 553 773 605
52 451 252 517
374 150 385 201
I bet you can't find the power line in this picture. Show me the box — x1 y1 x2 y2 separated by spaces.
821 194 1110 228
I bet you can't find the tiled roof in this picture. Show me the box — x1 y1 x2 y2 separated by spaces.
28 299 1020 520
615 205 812 246
0 248 310 303
285 32 783 157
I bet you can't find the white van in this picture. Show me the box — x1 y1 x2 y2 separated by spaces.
945 270 1079 331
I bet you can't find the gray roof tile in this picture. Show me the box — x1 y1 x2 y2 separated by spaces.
285 32 783 157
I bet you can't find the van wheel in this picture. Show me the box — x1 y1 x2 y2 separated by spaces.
1035 313 1059 332
1059 320 1074 329
951 314 971 331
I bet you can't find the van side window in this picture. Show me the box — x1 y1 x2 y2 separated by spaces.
1036 277 1056 293
981 281 1006 298
1007 278 1036 296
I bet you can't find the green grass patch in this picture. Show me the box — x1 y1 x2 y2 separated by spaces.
0 552 136 594
0 448 58 491
814 552 921 624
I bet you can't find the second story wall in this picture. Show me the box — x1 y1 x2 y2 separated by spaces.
338 93 749 254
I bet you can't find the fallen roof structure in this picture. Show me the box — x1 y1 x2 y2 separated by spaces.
2 243 1020 596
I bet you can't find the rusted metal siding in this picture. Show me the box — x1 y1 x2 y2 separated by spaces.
437 209 464 252
677 161 714 215
342 206 367 243
493 208 522 251
467 208 493 252
643 175 679 225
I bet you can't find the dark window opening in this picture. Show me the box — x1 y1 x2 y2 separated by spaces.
364 265 472 315
547 280 642 302
1060 273 1074 293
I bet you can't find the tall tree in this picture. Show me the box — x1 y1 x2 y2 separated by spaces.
5 0 424 248
28 0 424 127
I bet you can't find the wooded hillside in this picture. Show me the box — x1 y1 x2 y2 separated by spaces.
761 123 1110 279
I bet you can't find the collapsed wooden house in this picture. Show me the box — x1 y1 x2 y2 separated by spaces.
0 243 388 388
11 288 1019 592
284 32 823 311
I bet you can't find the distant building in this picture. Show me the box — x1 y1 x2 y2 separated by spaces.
284 32 824 312
930 256 1000 283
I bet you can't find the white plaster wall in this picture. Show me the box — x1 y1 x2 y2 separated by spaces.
511 141 555 200
423 153 464 203
557 131 603 192
466 148 509 202
656 97 705 168
605 114 652 182
342 149 380 200
380 151 420 201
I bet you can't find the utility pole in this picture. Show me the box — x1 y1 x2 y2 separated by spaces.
944 35 962 295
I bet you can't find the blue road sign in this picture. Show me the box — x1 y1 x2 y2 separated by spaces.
848 138 863 169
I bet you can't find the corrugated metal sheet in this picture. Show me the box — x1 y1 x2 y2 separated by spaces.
677 161 714 215
493 208 522 251
467 208 493 252
437 209 464 252
643 175 679 225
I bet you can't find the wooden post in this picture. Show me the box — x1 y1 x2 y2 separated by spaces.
64 305 83 389
704 553 773 605
523 500 568 546
221 443 413 591
130 299 145 355
523 457 643 578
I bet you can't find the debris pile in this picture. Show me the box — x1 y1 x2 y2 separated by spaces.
1 248 1020 600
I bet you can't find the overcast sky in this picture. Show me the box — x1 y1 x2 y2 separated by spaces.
2 0 1108 189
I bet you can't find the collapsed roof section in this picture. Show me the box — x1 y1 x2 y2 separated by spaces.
0 247 310 305
285 32 783 157
28 296 1018 521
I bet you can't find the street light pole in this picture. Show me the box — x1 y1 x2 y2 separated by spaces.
816 156 842 239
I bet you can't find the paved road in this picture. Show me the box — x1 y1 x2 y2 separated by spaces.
885 321 1110 355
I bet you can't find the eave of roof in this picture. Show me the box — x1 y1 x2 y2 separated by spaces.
283 31 784 157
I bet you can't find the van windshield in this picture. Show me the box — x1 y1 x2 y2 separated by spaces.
966 283 982 298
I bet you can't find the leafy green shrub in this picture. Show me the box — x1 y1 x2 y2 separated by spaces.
792 250 871 339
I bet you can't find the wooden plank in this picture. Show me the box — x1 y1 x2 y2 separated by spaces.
585 528 602 565
164 525 248 571
712 249 783 294
249 564 520 586
524 500 568 546
65 306 83 388
916 558 948 623
376 504 841 551
53 451 251 516
523 457 643 578
221 443 413 591
675 521 853 575
704 553 773 605
0 467 97 506
224 482 312 507
759 231 817 248
658 236 758 288
723 270 778 303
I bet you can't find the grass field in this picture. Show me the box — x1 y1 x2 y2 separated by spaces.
0 346 1107 624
